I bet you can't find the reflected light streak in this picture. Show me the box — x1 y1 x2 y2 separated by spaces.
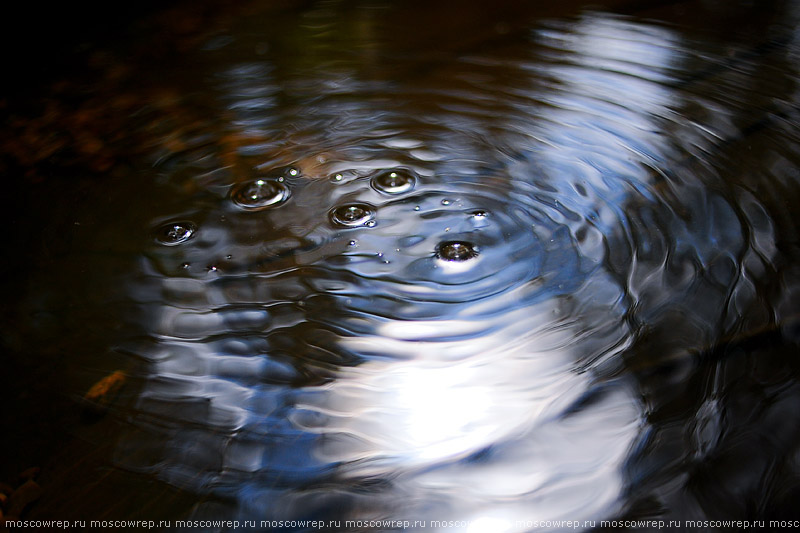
121 8 701 530
392 364 492 459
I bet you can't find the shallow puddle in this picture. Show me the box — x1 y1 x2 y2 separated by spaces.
3 0 800 530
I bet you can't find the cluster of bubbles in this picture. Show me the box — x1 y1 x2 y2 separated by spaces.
154 166 478 263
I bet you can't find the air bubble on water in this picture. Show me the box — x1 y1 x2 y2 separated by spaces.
371 169 417 194
181 262 190 269
414 206 420 211
232 178 290 210
226 255 233 260
207 265 218 272
330 204 377 227
436 241 478 262
155 221 197 245
441 199 451 206
329 170 360 184
470 210 490 228
348 240 357 246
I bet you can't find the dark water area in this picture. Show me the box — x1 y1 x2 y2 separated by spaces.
3 0 800 531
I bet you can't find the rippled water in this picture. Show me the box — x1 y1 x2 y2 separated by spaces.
4 0 800 530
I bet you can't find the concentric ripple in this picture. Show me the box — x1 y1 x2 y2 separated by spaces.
111 4 800 531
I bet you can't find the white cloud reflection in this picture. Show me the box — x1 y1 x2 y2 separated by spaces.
288 11 681 530
129 9 693 531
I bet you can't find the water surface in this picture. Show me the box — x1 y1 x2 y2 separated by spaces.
3 0 800 530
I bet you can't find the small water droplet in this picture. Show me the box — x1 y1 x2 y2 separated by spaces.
348 240 357 246
414 206 420 211
226 255 233 260
371 169 417 194
436 241 478 262
441 199 451 206
286 166 300 177
155 221 196 245
329 170 360 183
207 265 218 272
181 262 190 269
232 178 290 210
330 203 376 227
471 210 488 219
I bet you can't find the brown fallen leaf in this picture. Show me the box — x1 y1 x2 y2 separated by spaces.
18 467 39 483
6 480 42 517
83 370 127 411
